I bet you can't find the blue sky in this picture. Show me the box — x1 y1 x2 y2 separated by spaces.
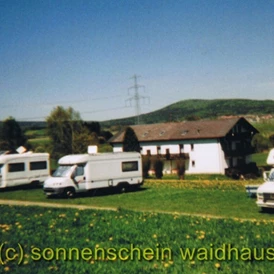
1 0 274 121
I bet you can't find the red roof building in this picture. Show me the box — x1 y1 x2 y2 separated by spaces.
109 117 258 175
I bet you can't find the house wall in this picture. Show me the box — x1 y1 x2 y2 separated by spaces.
112 139 229 174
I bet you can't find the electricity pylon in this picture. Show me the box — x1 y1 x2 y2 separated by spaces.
126 75 149 125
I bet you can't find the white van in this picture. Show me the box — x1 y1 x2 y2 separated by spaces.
43 151 143 198
256 148 274 210
0 152 50 188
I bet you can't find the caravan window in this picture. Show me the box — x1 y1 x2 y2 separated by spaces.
30 161 47 171
8 163 25 172
0 164 3 175
122 161 138 172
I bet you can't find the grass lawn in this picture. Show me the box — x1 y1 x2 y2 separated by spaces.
0 180 274 273
251 152 268 167
0 180 270 220
1 204 274 273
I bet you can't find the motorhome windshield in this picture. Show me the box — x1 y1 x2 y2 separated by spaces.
53 166 73 177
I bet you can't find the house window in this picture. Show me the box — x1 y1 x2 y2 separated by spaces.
191 144 194 151
147 150 151 156
179 144 184 153
192 161 195 167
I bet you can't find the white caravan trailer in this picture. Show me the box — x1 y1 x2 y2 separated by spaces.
256 148 274 210
0 152 50 188
43 151 143 198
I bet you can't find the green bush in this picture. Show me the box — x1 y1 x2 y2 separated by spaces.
176 158 186 180
142 155 151 178
153 158 163 179
251 133 271 152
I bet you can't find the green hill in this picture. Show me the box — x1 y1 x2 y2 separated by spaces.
4 99 273 129
101 99 274 127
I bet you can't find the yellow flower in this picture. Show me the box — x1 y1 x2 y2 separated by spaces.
215 262 221 269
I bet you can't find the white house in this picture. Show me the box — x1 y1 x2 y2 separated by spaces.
109 117 258 175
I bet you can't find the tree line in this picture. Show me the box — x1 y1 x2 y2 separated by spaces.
0 106 113 158
1 105 274 159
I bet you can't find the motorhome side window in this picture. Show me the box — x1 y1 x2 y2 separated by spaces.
8 163 25 172
75 166 84 176
30 161 47 170
122 161 138 172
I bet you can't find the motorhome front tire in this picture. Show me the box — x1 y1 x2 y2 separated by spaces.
64 188 75 198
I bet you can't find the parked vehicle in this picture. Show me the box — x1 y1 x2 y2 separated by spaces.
256 149 274 210
43 150 143 198
0 152 50 188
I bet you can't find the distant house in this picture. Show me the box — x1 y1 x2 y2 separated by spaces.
109 117 259 175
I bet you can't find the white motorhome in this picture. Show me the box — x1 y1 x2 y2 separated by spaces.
43 151 143 198
0 152 50 188
256 148 274 210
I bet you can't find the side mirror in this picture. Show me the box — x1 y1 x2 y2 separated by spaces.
263 171 270 181
70 170 75 179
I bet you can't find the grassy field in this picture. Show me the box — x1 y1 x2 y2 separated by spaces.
1 204 274 273
0 180 270 220
251 152 268 167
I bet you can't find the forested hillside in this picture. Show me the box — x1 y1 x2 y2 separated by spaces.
101 99 274 127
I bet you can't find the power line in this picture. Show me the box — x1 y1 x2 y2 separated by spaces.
125 75 150 125
0 94 124 109
13 105 131 121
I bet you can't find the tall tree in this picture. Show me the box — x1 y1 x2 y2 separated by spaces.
46 106 83 158
73 128 99 154
123 127 140 152
0 117 27 151
83 121 101 135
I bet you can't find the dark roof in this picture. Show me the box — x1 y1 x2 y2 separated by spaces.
109 117 258 144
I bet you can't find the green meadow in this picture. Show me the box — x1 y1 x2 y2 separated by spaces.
0 180 269 220
1 204 274 274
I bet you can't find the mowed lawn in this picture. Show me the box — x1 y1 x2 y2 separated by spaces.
0 179 271 220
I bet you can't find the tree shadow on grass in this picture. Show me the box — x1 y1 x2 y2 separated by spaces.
47 186 148 200
0 183 43 192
